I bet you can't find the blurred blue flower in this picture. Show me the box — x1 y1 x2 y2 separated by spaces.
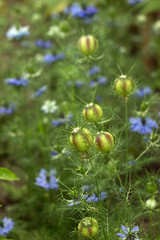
31 86 47 98
97 76 107 85
6 25 30 39
51 150 58 157
0 105 14 115
89 66 101 76
35 40 52 49
67 80 83 88
129 117 157 135
90 76 107 87
128 160 136 165
99 192 107 201
5 78 29 86
87 192 107 202
87 194 98 203
128 0 144 4
35 169 59 190
96 96 102 102
52 114 72 127
117 225 139 239
135 87 152 97
0 217 15 237
67 200 80 206
64 3 98 19
85 5 98 17
43 53 65 63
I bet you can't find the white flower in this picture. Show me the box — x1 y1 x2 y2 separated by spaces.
41 100 58 114
153 20 160 35
6 25 30 39
47 26 65 38
145 198 157 209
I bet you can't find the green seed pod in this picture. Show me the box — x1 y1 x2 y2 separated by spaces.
78 35 98 56
78 217 98 237
70 127 93 152
114 75 134 97
95 131 114 152
83 103 103 123
59 20 70 32
146 182 157 194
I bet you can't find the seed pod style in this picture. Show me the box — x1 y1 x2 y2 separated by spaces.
83 103 103 123
78 217 98 237
70 127 93 152
95 131 114 152
114 75 134 97
78 35 98 56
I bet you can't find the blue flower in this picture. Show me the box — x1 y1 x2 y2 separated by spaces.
0 104 15 115
96 96 102 102
117 225 139 239
5 78 29 86
67 80 83 88
6 25 30 39
84 5 98 17
0 217 15 237
129 117 157 135
35 169 59 190
43 53 65 63
135 87 152 97
86 192 107 202
99 192 107 200
51 114 73 127
51 150 58 157
90 76 107 87
89 66 101 76
128 0 144 5
31 85 47 98
64 3 98 19
87 194 98 203
35 40 52 49
67 200 80 206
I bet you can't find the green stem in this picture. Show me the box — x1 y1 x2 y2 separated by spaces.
125 98 128 162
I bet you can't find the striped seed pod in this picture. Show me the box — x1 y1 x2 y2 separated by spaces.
95 131 114 152
83 103 103 123
114 75 134 97
78 35 98 56
78 217 98 237
70 127 93 152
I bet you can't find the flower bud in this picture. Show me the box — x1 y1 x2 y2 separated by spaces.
83 103 103 123
78 217 98 237
95 131 114 152
145 198 157 209
70 127 93 152
114 75 134 97
59 20 70 32
146 182 157 194
78 35 98 56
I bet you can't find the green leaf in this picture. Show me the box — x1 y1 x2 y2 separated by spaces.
0 168 19 181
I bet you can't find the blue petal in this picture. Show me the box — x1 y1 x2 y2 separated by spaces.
121 225 129 234
116 233 126 238
131 226 139 232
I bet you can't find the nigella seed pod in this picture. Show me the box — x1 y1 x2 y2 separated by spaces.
95 131 114 152
114 75 134 97
78 35 98 56
70 127 93 152
83 103 103 123
78 217 98 237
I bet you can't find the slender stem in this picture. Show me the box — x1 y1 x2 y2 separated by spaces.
89 157 106 238
125 98 128 162
89 158 100 203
